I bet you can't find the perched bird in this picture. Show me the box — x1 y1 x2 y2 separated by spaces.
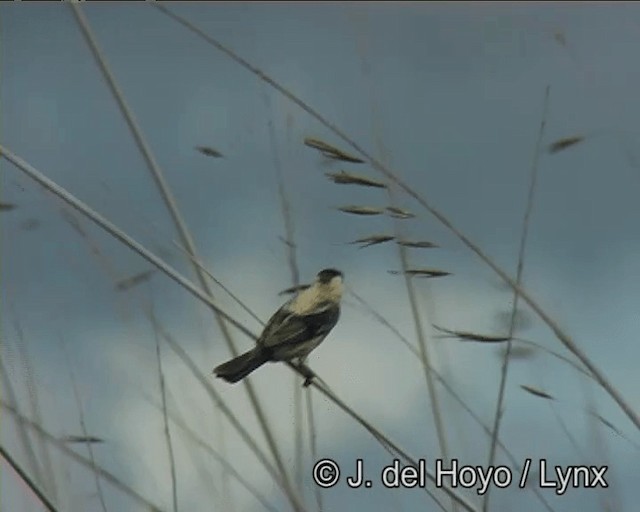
214 268 344 384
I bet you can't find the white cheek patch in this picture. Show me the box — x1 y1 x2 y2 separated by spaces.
290 288 319 315
288 277 343 316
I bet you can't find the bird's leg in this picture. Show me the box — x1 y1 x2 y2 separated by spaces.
293 358 316 387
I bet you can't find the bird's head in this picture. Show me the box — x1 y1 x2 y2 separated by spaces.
315 268 344 301
316 268 343 283
287 268 344 314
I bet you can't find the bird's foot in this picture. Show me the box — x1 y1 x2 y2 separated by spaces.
294 362 316 387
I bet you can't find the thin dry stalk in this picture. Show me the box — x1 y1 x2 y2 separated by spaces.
305 390 322 512
264 90 301 290
69 6 293 504
262 87 307 497
3 146 478 512
0 352 44 495
1 401 164 511
61 204 274 511
0 445 57 512
304 372 476 512
211 401 235 512
151 310 179 512
187 228 319 510
70 3 288 500
350 294 557 512
163 259 240 512
387 184 453 511
549 402 585 458
171 241 264 326
149 4 640 429
483 85 550 512
145 393 281 512
151 322 308 512
348 288 418 354
589 411 639 449
1 149 257 347
433 325 594 381
10 314 58 502
2 145 305 512
582 384 623 511
61 340 108 512
182 435 223 506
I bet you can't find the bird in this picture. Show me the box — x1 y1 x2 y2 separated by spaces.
214 268 344 384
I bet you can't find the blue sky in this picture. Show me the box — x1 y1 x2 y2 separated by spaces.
2 3 639 512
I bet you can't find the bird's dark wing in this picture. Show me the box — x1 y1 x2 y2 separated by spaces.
259 301 340 349
258 305 301 346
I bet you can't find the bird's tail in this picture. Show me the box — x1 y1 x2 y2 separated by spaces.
213 347 269 384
